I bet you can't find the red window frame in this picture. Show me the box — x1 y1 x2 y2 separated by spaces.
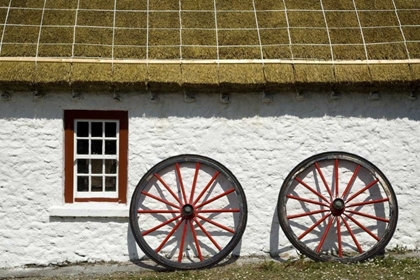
64 110 128 203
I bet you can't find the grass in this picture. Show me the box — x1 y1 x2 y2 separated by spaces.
18 255 420 280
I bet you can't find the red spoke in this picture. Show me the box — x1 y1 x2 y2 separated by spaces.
346 210 389 223
154 174 182 205
194 217 222 251
345 179 379 203
138 209 180 214
287 209 330 220
178 220 189 262
287 194 330 207
197 214 235 234
195 188 235 209
155 218 184 253
334 159 339 197
316 216 335 253
189 163 200 204
346 197 389 208
175 163 188 204
141 191 180 209
342 216 363 254
198 208 239 213
193 171 220 205
344 213 380 241
142 215 182 236
315 162 333 198
295 177 330 203
341 164 361 199
189 220 203 261
298 213 331 240
337 217 342 258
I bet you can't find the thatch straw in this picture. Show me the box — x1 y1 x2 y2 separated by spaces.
218 12 256 29
325 11 359 27
411 64 420 85
182 64 219 92
40 27 73 44
262 46 292 60
148 0 178 10
366 44 408 60
369 64 412 83
71 63 113 91
116 0 147 10
323 1 354 10
0 62 35 90
407 42 420 59
37 45 72 58
45 0 77 9
3 26 39 44
147 64 182 92
181 0 214 10
263 64 295 91
7 8 42 25
77 10 115 27
292 46 332 60
1 44 37 57
10 0 46 8
284 0 320 10
182 47 218 60
287 11 326 27
35 63 71 92
0 1 418 92
294 64 334 84
115 11 147 28
73 45 112 59
79 0 114 10
334 65 370 84
333 45 366 60
113 47 147 60
113 64 147 92
219 64 265 92
355 1 395 10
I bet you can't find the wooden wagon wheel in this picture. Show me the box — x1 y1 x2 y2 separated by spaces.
130 154 247 270
277 152 398 262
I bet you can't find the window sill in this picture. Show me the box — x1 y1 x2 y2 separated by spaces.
49 203 129 218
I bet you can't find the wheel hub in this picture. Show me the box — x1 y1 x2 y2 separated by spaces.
331 198 345 216
181 204 195 219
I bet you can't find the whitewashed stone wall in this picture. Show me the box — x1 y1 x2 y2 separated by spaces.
0 91 419 268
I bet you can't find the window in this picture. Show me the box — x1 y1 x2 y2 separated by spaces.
64 110 128 203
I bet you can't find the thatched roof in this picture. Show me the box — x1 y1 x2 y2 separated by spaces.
0 0 419 93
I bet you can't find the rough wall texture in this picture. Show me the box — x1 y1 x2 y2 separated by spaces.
0 91 419 268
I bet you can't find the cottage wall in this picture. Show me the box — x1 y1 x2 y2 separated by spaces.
0 91 419 268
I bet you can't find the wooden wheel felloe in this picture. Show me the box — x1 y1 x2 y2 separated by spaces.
277 152 398 262
130 154 247 270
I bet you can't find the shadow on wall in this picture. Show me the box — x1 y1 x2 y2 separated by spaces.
0 91 419 121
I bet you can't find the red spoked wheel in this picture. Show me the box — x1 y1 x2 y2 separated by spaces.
130 154 247 270
277 152 398 262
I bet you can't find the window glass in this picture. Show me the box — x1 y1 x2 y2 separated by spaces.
77 139 89 154
77 159 89 173
91 140 103 154
105 122 117 137
91 177 103 192
105 159 117 174
105 140 116 155
77 122 88 137
77 176 89 192
105 177 117 192
91 159 102 174
91 122 103 137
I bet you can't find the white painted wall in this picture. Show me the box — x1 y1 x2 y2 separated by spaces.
0 91 419 268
